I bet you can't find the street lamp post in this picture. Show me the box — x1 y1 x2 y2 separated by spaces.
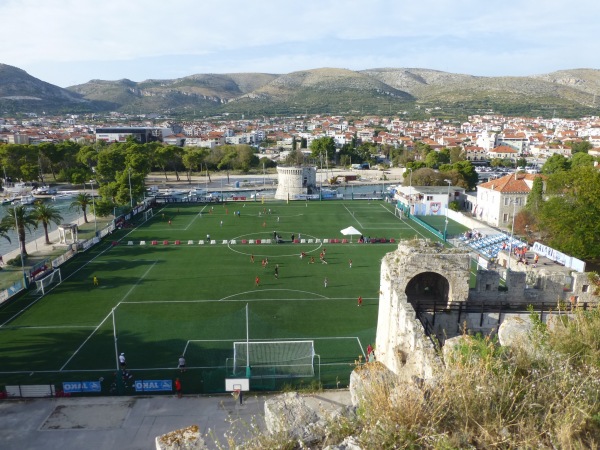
443 179 452 241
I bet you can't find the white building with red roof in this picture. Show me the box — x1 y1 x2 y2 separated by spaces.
488 145 518 161
474 173 543 227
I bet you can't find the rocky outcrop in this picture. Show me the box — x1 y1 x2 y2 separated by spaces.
349 361 397 406
442 335 472 365
324 436 363 450
497 316 534 348
264 391 356 446
155 425 206 450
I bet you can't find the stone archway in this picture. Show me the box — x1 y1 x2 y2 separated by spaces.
405 271 450 307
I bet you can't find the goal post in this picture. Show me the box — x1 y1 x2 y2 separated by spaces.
35 268 62 296
233 340 316 378
395 204 407 219
143 209 154 222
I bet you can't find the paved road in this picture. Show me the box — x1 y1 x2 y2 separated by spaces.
0 390 352 450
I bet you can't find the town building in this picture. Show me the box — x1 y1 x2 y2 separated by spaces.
473 173 543 227
394 184 466 217
95 127 172 144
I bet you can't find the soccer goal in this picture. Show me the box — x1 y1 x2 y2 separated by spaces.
35 268 62 296
233 340 316 378
394 205 407 219
143 209 154 222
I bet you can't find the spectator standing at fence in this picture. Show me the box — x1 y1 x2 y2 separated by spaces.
119 352 126 369
175 378 182 398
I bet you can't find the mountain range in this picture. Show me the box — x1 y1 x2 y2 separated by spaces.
1 63 599 118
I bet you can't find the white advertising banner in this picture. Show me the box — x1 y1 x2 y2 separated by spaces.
532 242 586 272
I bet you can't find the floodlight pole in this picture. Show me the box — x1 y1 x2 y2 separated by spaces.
443 179 452 241
128 168 133 208
245 303 250 378
88 180 97 235
408 168 413 216
112 307 119 370
112 307 126 395
508 199 518 272
14 206 27 288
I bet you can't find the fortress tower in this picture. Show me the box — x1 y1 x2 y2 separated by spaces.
275 166 317 200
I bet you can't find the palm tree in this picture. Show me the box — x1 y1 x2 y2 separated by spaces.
70 193 91 223
0 221 11 245
1 205 38 256
32 201 64 245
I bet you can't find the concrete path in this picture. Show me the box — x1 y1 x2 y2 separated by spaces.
0 390 352 450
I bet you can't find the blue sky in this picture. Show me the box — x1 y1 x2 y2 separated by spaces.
1 0 598 88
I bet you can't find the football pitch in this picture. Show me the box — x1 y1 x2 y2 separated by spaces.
0 200 445 395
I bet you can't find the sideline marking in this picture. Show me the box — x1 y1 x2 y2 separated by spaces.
60 309 114 371
221 288 328 300
120 296 376 304
0 242 117 329
1 325 95 330
379 203 431 241
343 204 364 228
118 261 158 304
185 204 210 230
60 260 157 371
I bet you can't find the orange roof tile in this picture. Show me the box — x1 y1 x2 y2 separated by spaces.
478 173 541 193
490 145 518 154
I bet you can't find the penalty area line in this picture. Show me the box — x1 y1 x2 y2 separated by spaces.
116 261 158 306
60 309 114 371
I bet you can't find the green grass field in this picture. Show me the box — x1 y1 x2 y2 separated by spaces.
415 213 470 238
0 200 451 395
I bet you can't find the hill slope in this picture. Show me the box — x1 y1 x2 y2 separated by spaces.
1 63 599 117
0 63 100 113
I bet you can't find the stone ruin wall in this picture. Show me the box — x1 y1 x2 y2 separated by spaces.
375 241 472 382
375 240 599 382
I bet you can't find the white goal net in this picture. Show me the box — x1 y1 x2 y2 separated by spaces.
394 205 406 219
35 269 62 296
144 209 154 222
233 340 315 378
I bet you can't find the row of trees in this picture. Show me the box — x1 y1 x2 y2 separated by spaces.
0 140 270 216
0 202 63 257
521 154 600 261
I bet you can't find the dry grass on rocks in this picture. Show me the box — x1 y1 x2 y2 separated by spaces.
214 307 600 449
350 307 600 450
